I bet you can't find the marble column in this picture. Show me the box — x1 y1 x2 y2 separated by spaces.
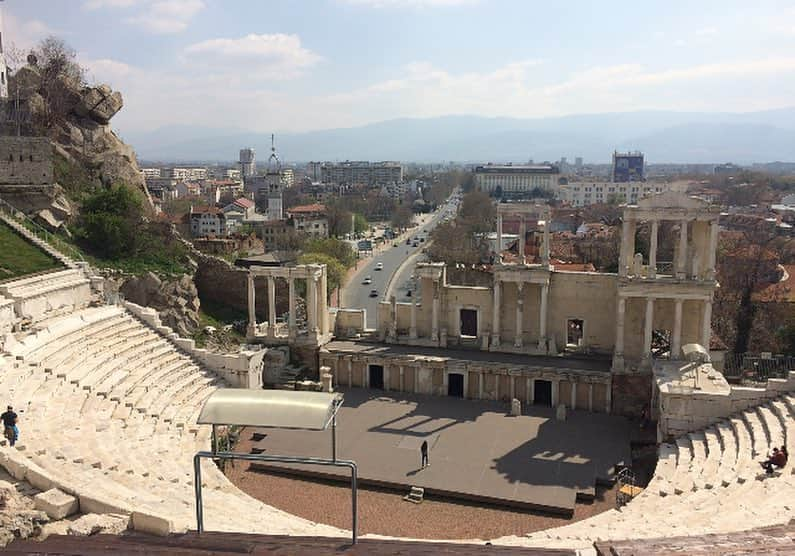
319 269 329 336
707 219 719 280
491 279 501 347
605 382 612 414
496 213 503 263
570 382 577 410
431 280 440 342
267 275 276 337
701 298 713 348
649 219 659 278
399 365 404 392
588 384 594 412
514 282 524 348
677 219 688 279
288 277 296 336
246 272 257 337
642 297 655 364
402 299 414 339
384 365 390 391
612 297 626 371
672 298 683 359
509 375 515 400
538 283 548 352
414 367 419 394
518 216 527 265
307 276 318 333
551 379 559 407
478 371 484 400
527 377 534 404
542 220 550 266
347 358 353 388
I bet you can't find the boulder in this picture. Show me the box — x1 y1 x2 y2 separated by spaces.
74 84 123 124
67 513 129 536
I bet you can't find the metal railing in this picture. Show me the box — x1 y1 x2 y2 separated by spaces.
721 353 795 383
0 196 84 263
193 450 358 544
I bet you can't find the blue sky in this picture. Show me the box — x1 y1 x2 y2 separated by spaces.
4 0 795 134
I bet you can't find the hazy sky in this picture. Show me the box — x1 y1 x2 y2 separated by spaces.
5 0 795 134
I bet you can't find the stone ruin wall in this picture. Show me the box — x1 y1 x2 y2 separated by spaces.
0 137 53 186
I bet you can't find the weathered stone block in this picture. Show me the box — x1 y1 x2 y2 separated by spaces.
131 510 182 536
68 513 129 536
34 488 78 520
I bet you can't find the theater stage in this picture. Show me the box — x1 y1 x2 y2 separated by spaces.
246 389 631 515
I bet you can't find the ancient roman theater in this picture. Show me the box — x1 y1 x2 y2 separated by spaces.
1 192 794 554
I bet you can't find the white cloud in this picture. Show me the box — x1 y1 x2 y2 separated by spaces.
2 13 54 55
343 0 478 7
83 57 135 84
125 0 205 34
695 27 718 36
183 34 322 79
83 0 141 10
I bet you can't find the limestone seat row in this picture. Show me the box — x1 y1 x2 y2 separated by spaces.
0 268 91 323
0 305 346 538
499 390 795 551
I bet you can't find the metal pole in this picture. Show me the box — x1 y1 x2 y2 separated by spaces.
351 462 358 544
332 415 337 462
193 454 204 533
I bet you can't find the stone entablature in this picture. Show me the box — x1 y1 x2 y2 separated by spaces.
320 342 612 413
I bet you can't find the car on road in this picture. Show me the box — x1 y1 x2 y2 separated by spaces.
375 262 384 270
369 289 379 297
362 276 372 285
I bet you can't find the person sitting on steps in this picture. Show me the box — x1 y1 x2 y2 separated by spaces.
760 446 787 474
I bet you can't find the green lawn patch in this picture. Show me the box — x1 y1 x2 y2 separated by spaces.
0 221 62 281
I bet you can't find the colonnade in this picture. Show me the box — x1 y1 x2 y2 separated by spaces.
246 264 329 343
620 216 719 280
490 278 549 350
613 294 714 370
496 204 551 266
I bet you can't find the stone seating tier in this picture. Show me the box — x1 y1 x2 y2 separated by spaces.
498 389 795 551
0 306 347 538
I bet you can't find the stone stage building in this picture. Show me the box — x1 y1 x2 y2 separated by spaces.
316 192 722 416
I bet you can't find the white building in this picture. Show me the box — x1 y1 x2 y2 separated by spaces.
287 204 329 238
474 164 560 197
317 161 403 186
189 207 227 237
240 148 256 179
141 168 161 179
557 180 688 207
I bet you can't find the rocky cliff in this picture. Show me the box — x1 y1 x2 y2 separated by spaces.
8 64 150 204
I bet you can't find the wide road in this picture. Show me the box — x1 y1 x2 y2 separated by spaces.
341 192 460 328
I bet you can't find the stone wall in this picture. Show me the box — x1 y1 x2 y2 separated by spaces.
124 301 264 389
0 137 53 186
611 371 652 418
193 253 289 320
116 272 200 337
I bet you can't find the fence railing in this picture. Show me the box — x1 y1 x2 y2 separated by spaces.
0 196 84 263
721 353 795 383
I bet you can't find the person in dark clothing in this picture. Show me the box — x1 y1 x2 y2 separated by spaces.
420 439 429 468
1 406 18 447
760 447 787 474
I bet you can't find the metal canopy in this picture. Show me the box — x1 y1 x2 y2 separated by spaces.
197 389 343 430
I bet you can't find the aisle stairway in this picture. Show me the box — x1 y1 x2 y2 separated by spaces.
496 386 795 550
0 305 346 537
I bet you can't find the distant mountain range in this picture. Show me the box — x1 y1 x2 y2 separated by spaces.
120 108 795 165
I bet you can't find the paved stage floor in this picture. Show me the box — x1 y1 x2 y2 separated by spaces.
248 389 631 514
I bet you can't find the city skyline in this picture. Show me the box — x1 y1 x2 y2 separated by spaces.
4 0 795 135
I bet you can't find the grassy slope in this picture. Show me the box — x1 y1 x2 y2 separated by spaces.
0 221 62 281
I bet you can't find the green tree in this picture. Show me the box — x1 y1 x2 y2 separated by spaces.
304 237 356 268
77 185 145 259
299 253 345 297
353 213 368 234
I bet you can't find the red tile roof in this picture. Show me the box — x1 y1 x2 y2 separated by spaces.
288 203 326 214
